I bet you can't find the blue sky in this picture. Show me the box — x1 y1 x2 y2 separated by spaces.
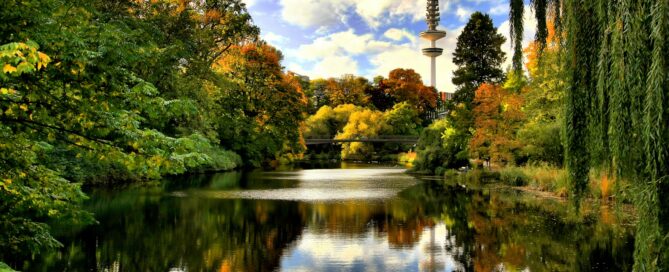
242 0 536 93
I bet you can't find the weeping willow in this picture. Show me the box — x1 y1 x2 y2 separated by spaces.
510 0 669 270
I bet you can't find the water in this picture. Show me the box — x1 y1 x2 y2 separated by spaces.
23 163 634 271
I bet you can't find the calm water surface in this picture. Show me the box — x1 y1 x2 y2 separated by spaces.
25 163 634 271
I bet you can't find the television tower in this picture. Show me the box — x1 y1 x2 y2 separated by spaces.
420 0 446 88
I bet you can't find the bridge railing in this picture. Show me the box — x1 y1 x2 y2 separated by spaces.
304 135 419 145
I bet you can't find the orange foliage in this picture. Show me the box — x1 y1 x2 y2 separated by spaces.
524 20 558 77
600 175 612 200
380 68 438 114
469 83 524 165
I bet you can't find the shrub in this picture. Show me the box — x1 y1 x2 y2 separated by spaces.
499 167 528 186
412 119 469 173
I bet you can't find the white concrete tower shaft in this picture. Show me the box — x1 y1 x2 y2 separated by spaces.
420 0 446 88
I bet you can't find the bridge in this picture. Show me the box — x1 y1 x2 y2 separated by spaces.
305 135 419 145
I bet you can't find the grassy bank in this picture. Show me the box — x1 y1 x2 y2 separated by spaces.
441 165 631 202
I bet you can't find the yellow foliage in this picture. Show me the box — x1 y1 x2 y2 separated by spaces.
3 64 16 73
337 109 386 159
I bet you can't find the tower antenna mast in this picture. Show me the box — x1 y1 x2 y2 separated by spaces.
420 0 446 88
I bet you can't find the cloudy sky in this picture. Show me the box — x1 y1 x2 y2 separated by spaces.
243 0 536 93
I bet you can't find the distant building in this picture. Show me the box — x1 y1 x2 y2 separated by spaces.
439 92 454 102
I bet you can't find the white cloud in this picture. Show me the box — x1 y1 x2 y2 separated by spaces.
455 5 474 22
383 28 416 43
278 0 451 29
279 0 348 28
489 3 509 15
262 32 287 45
312 55 359 78
298 29 393 60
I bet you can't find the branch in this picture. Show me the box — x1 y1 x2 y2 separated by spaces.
1 117 117 149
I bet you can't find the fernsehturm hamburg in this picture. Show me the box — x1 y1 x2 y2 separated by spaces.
420 0 446 88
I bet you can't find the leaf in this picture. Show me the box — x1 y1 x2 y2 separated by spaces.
3 64 17 74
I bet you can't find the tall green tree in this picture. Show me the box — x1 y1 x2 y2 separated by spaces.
451 12 506 107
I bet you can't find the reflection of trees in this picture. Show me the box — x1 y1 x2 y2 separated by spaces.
31 174 307 272
30 174 635 271
399 181 635 271
303 201 434 248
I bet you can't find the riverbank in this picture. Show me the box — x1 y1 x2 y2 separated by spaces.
430 165 632 204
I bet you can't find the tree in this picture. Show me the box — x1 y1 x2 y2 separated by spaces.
308 79 331 111
336 109 387 160
510 1 669 269
451 12 506 107
0 0 260 258
214 43 308 166
515 21 564 166
412 119 469 175
469 83 524 166
324 75 370 107
366 76 395 111
379 69 438 116
303 104 362 138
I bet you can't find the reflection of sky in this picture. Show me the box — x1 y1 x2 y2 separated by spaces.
281 224 459 272
177 168 418 201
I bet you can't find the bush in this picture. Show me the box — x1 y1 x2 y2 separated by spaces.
516 122 564 166
412 119 469 174
499 167 529 186
444 169 459 178
0 262 16 272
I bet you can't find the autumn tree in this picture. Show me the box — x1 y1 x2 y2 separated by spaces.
469 84 524 166
215 43 308 165
336 109 387 160
379 68 438 117
366 76 395 111
324 75 371 107
516 20 564 166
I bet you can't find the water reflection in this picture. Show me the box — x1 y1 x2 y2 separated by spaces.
21 165 634 271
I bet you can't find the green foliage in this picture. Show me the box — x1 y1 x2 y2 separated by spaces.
303 104 362 138
214 44 308 166
509 0 525 71
412 119 469 174
499 167 529 186
452 12 507 107
0 0 311 259
0 262 15 272
382 102 421 136
511 0 669 269
516 122 563 166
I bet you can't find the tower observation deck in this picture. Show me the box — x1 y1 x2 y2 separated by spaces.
420 0 446 88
